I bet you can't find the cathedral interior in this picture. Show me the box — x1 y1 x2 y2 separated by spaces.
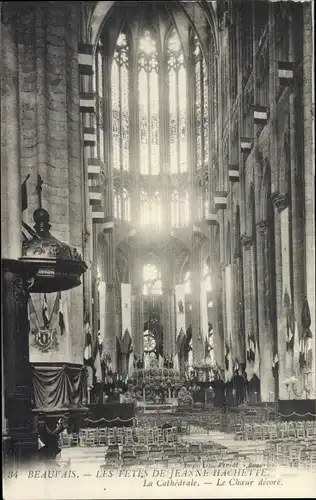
1 0 316 475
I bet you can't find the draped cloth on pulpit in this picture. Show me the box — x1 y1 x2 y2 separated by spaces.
31 364 85 409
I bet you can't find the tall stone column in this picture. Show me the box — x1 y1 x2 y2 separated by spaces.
273 194 291 400
256 221 276 401
2 260 38 463
131 287 144 359
102 282 116 372
211 259 225 370
191 235 204 365
242 236 259 379
302 3 315 389
232 256 246 365
162 288 176 360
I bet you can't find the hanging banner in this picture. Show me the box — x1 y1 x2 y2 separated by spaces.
200 281 208 342
121 283 132 340
175 284 186 339
29 292 71 362
99 281 106 345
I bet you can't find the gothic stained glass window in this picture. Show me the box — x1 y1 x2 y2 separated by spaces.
111 32 130 172
114 190 121 219
171 190 189 228
140 190 162 227
193 32 210 171
138 29 160 175
123 188 131 221
167 28 188 174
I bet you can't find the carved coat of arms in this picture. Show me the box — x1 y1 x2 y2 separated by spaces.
34 328 58 352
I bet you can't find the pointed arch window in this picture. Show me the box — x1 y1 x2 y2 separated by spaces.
114 189 121 219
138 29 160 176
194 35 209 170
171 190 189 227
167 28 187 174
171 191 179 227
122 188 131 221
111 32 130 172
140 190 161 227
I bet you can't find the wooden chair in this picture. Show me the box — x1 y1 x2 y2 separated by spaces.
261 424 269 440
234 423 244 440
164 427 177 444
253 424 263 441
268 423 278 440
79 428 87 447
242 423 252 440
116 433 124 446
296 422 305 440
86 428 98 447
98 428 108 446
70 433 79 446
107 428 117 447
305 422 315 440
146 429 155 446
288 422 297 439
135 428 146 445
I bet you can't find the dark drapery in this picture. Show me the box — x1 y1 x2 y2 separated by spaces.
32 364 85 409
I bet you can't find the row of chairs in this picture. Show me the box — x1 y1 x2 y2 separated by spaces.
137 418 190 434
263 439 316 470
234 420 316 441
102 441 233 468
60 426 179 448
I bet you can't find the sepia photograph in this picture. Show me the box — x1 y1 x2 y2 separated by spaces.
1 0 315 498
